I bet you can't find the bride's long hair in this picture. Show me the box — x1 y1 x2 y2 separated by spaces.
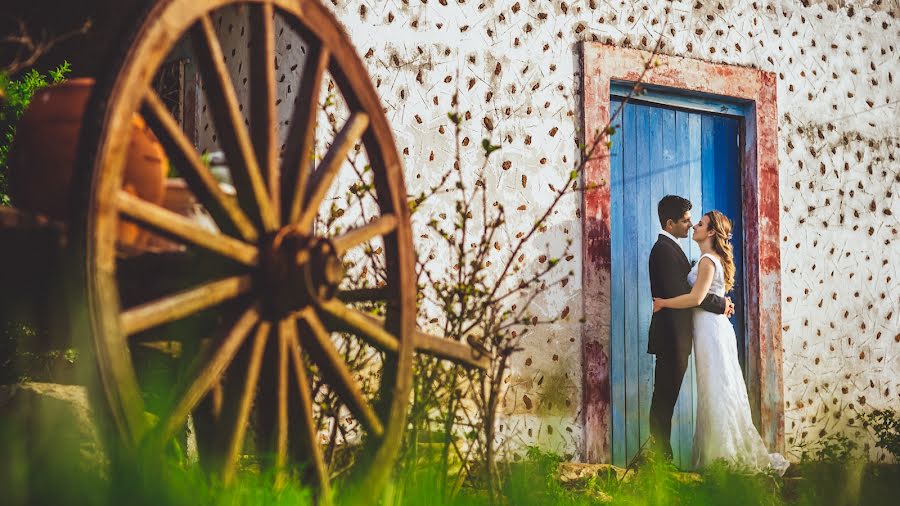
705 210 736 293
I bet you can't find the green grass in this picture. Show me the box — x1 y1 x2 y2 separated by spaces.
3 409 899 506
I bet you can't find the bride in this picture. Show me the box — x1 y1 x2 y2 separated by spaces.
652 210 789 475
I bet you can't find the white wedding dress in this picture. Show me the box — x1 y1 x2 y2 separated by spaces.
688 253 790 475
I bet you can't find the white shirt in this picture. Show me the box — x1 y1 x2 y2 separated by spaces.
659 229 680 244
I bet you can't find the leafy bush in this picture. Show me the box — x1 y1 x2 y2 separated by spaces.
0 61 71 205
797 432 862 463
859 409 900 461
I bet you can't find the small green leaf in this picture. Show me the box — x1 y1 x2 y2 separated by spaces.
481 138 500 156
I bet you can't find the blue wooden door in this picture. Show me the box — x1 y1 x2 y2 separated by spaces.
608 98 744 469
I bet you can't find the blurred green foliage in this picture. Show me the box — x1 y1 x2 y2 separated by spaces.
859 409 900 461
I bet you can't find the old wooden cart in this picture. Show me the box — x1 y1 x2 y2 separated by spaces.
0 0 487 501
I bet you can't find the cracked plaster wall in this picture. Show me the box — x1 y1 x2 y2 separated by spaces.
198 0 899 462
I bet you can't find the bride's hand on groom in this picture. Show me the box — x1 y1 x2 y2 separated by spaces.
652 298 666 313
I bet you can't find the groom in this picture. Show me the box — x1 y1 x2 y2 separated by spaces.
647 195 733 461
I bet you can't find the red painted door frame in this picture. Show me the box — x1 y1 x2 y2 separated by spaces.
579 43 782 463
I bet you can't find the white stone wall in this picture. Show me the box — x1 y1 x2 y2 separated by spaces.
195 0 899 462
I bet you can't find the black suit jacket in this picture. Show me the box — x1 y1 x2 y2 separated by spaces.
647 234 727 356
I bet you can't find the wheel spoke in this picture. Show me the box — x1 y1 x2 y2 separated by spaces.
275 321 290 488
120 275 252 336
336 287 390 303
331 214 397 256
318 300 490 370
298 310 384 438
250 2 279 220
281 42 329 224
412 329 491 370
282 317 332 497
191 14 276 232
296 112 369 230
316 299 399 353
141 87 257 242
222 320 269 485
116 190 258 266
155 305 260 444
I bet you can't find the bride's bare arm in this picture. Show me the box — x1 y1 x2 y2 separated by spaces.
653 258 716 311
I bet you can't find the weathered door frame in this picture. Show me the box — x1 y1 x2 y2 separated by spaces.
579 43 782 463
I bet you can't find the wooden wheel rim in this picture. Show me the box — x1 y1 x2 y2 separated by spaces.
73 0 415 497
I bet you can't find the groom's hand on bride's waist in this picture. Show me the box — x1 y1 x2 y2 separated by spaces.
725 298 735 318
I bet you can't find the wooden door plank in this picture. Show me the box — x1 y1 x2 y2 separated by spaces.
609 98 627 467
638 104 664 455
701 115 717 217
687 113 703 270
668 106 688 465
670 107 687 469
664 106 683 468
687 111 703 469
715 116 747 373
621 102 641 463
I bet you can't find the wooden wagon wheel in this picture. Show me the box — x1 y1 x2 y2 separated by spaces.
69 0 485 500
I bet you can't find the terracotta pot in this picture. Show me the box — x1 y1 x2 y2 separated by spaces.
9 77 168 247
159 178 196 217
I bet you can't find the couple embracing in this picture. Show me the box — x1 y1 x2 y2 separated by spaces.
647 195 788 475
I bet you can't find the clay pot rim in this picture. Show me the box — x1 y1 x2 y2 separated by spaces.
44 77 95 87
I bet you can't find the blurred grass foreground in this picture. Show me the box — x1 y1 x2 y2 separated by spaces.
1 381 899 506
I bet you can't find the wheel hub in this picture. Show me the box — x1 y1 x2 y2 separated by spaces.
261 226 344 318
